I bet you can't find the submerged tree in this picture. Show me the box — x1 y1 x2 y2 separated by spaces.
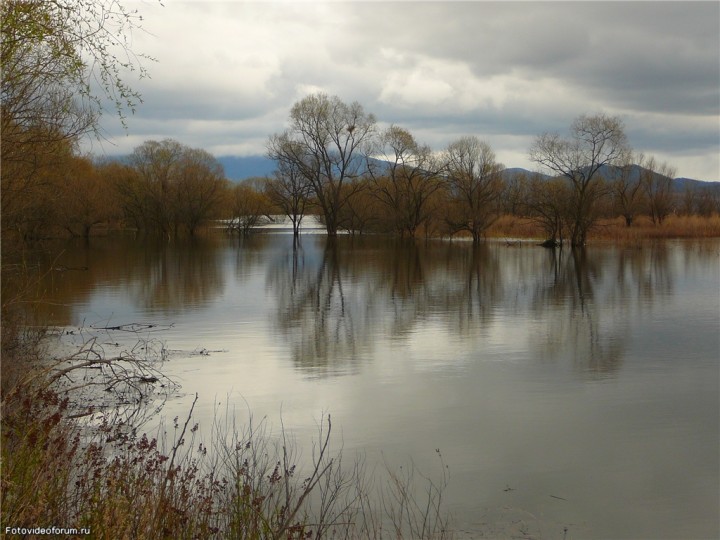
268 93 376 236
530 113 630 246
117 139 226 236
522 175 569 246
173 148 227 235
265 158 313 237
611 154 646 227
367 125 445 238
126 139 185 234
639 154 676 225
443 136 504 244
56 156 118 238
227 180 271 235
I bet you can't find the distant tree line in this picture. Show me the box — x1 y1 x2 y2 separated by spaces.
3 73 719 244
266 93 720 246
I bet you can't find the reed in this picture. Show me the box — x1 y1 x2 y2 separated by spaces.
485 213 720 243
485 215 545 240
588 214 720 241
1 332 453 539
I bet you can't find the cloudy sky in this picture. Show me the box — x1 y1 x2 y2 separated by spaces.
89 1 720 181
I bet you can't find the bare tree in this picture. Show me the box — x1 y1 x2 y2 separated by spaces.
118 140 226 236
696 189 720 217
226 181 271 235
500 170 529 216
336 177 382 235
443 136 504 244
611 154 646 227
530 113 630 246
56 156 118 238
368 125 445 238
173 148 226 235
522 175 570 246
640 155 676 225
268 93 376 236
0 134 74 238
265 159 313 237
127 139 185 235
110 161 147 230
681 183 698 216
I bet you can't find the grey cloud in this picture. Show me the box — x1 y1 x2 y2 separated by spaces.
344 2 719 114
91 1 718 181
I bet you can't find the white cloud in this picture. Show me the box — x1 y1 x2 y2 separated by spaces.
88 1 720 181
379 58 458 107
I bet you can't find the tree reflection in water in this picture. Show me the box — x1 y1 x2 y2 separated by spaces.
266 237 688 379
33 235 707 382
31 235 226 324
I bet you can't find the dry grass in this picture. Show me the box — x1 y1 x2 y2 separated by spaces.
1 330 453 539
589 214 720 242
485 215 546 240
484 214 720 243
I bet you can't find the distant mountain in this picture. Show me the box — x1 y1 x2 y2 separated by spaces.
673 177 720 194
110 153 719 190
218 155 392 182
500 168 551 181
217 160 556 183
596 165 720 194
502 164 720 193
217 155 276 181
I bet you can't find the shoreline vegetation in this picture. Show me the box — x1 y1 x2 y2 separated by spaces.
2 229 718 540
485 213 720 243
5 212 720 245
29 214 720 252
1 323 452 539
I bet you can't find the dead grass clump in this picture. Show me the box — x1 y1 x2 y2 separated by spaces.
1 332 454 539
486 215 545 239
588 214 720 242
658 213 720 238
481 213 720 244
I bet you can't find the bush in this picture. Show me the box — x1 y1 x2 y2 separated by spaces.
1 331 453 539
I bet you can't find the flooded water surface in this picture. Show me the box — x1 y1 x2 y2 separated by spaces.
40 234 719 539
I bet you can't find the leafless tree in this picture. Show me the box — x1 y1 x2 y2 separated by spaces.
530 113 630 246
522 175 570 245
500 170 529 216
226 181 271 235
611 154 646 227
265 159 313 237
56 156 119 238
120 139 226 236
443 136 504 244
639 154 676 225
268 93 376 236
127 139 185 235
368 125 445 238
173 148 226 235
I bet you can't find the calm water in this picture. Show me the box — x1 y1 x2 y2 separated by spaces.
38 234 719 539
